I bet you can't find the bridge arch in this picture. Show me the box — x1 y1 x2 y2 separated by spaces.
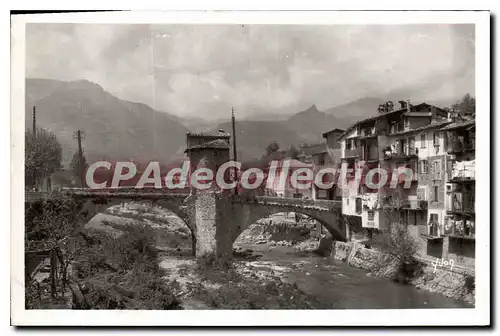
74 196 196 255
231 202 346 244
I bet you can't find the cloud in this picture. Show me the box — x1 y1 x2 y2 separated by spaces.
26 23 475 119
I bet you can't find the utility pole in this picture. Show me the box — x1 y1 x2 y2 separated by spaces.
231 107 238 195
32 106 37 190
73 130 86 187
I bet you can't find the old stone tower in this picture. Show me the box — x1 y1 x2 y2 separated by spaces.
184 130 233 259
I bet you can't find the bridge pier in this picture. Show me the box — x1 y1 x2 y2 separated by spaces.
193 191 233 261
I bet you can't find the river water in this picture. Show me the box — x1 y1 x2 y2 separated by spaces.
237 244 472 309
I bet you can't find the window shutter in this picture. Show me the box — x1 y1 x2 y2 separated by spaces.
434 161 441 179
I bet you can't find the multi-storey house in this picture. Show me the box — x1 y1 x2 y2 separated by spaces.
337 100 451 238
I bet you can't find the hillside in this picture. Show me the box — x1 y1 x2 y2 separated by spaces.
324 97 386 119
286 105 353 143
213 120 308 160
210 104 358 160
25 78 189 166
25 78 387 166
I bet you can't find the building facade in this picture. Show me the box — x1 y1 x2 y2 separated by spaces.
336 101 475 264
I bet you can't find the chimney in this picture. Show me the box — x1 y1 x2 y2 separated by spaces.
406 99 411 113
398 100 407 110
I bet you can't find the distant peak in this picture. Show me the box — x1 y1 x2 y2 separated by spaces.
302 104 320 114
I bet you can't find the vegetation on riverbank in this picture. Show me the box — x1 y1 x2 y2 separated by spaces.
176 253 330 309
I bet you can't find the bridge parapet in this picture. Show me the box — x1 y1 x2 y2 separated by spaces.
233 195 341 212
60 187 190 200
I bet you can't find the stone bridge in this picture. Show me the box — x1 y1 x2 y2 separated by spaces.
54 188 343 260
27 131 344 261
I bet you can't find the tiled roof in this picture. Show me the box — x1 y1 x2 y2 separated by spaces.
337 102 444 141
439 119 475 131
186 131 231 138
322 128 345 138
387 120 452 136
300 143 327 155
186 139 230 151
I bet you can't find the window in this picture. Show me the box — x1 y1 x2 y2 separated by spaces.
346 140 352 150
368 210 375 221
355 197 362 214
420 160 429 174
417 187 427 201
429 213 439 236
433 160 441 175
433 186 439 202
433 131 439 147
420 134 427 148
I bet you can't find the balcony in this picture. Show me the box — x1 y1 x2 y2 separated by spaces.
401 200 428 210
447 192 475 214
448 139 475 154
443 218 475 239
383 147 418 160
448 159 475 182
344 147 362 159
379 195 427 210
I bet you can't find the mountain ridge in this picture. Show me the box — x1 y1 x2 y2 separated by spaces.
26 77 463 164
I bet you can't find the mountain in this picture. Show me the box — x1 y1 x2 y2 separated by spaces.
286 104 354 143
213 120 308 160
324 97 387 119
26 78 190 166
210 105 356 161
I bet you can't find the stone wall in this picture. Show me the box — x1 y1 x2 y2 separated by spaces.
446 237 476 269
330 241 475 305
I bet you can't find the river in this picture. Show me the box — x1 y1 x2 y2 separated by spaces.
90 212 472 309
236 244 472 309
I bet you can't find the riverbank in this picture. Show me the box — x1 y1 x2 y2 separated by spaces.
235 222 474 306
330 241 475 305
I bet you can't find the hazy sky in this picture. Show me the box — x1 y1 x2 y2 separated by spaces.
26 23 475 119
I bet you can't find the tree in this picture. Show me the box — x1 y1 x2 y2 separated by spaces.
265 141 280 156
71 150 89 184
372 206 422 283
286 145 300 160
452 93 475 116
25 128 62 188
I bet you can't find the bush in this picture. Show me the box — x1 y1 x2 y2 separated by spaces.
373 223 421 283
69 222 181 310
